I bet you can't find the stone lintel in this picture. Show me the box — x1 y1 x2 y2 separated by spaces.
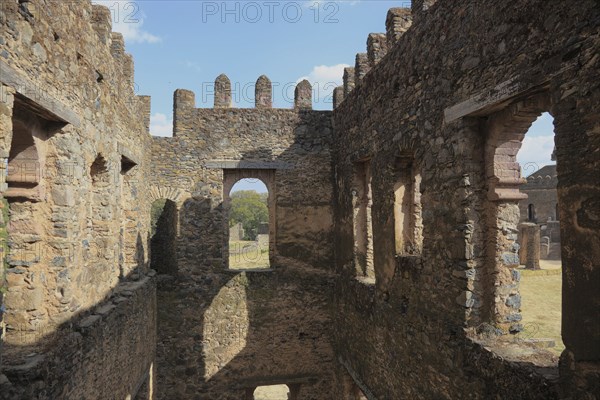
0 60 81 127
233 374 319 389
204 160 292 170
444 60 578 123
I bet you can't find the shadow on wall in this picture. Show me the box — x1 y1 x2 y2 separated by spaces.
153 110 336 399
0 232 156 400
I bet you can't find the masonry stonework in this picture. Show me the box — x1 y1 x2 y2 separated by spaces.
1 1 599 399
0 1 155 398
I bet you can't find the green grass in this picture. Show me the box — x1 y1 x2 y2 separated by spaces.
519 270 564 355
229 240 270 270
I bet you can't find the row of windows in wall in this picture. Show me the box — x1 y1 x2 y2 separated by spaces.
352 156 422 281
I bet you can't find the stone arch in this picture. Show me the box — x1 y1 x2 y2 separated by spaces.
485 94 552 201
483 92 554 331
149 185 190 236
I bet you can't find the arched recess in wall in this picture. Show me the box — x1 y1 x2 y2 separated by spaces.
148 185 189 276
150 199 178 275
483 94 564 355
222 170 276 270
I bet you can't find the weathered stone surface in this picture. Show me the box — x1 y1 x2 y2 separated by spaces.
0 1 155 398
0 1 598 399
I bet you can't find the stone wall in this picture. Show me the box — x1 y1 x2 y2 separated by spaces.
0 0 155 398
519 165 559 223
150 80 336 398
331 1 599 399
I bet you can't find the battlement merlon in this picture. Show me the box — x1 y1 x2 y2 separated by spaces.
91 4 112 45
256 75 273 109
343 67 356 96
295 80 313 110
215 74 232 108
355 53 370 84
367 34 389 67
173 89 196 136
386 8 412 45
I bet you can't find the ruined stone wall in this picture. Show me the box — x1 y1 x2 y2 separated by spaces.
0 0 155 398
519 166 559 223
332 1 599 399
150 84 336 399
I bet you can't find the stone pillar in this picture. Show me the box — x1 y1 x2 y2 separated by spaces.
333 86 344 109
367 33 388 67
355 53 370 83
214 74 232 108
386 8 412 46
294 80 312 110
255 75 272 109
519 222 540 270
343 67 356 96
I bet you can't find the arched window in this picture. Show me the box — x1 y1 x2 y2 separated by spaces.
527 203 536 222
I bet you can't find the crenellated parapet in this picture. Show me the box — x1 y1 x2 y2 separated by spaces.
337 7 412 105
173 76 318 118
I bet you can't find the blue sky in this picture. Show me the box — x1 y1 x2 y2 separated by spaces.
93 0 555 188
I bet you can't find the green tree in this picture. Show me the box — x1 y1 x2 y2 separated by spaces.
230 190 268 240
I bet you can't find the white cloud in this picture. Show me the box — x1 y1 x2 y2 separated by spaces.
298 63 350 107
92 1 161 44
150 113 173 137
517 135 555 176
